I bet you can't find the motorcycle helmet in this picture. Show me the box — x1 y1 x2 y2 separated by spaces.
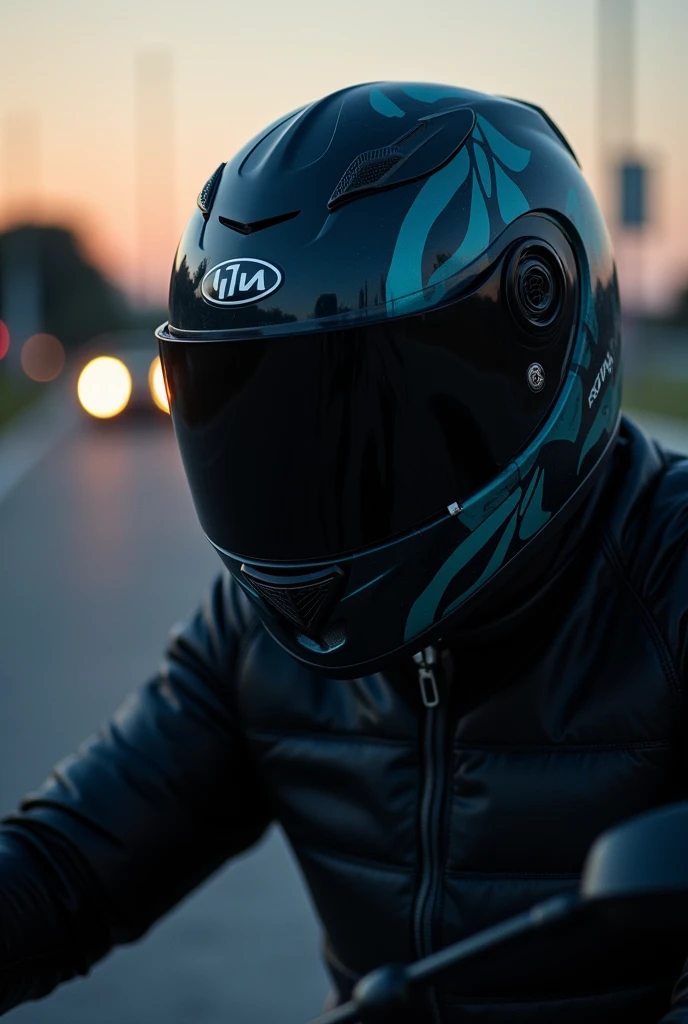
156 81 621 676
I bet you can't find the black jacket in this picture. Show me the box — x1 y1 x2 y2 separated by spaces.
3 417 688 1023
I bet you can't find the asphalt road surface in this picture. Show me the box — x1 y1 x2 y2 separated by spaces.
0 407 329 1024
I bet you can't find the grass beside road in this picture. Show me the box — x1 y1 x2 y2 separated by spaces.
0 372 41 431
623 375 688 423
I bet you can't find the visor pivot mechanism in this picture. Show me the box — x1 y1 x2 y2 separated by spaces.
527 362 546 393
414 647 440 708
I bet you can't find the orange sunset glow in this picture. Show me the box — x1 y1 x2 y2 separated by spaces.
1 0 687 309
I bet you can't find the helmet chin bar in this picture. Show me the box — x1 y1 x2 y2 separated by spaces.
206 428 620 680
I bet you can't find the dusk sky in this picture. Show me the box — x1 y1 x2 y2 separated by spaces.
0 0 686 308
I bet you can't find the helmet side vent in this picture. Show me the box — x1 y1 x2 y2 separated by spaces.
197 163 226 218
506 241 566 336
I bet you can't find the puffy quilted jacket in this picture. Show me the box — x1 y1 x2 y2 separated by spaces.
2 417 688 1023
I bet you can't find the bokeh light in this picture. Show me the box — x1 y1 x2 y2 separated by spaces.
77 356 132 418
21 334 66 382
0 321 10 361
148 356 170 413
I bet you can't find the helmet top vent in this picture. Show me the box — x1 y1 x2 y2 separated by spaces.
328 106 475 210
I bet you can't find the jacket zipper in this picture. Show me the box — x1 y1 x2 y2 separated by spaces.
413 645 448 1023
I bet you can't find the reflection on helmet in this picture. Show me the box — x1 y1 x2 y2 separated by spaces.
157 81 621 677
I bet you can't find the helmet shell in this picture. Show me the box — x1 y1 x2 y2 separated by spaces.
158 82 621 675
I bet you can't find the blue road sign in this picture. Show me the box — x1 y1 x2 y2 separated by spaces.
619 161 648 228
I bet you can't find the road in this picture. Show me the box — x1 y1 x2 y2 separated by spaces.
0 408 329 1024
0 397 685 1024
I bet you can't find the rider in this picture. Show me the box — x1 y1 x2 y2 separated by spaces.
2 82 688 1023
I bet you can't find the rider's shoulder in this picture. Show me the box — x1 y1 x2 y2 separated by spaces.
605 415 688 606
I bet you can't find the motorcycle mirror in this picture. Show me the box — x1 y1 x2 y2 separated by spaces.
306 802 688 1024
581 801 688 907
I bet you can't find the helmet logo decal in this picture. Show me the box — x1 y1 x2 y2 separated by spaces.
578 371 619 474
201 258 283 307
588 351 614 408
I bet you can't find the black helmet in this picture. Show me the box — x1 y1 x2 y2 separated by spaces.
156 81 621 676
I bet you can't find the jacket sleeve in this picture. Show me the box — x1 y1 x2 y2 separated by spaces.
0 572 272 1015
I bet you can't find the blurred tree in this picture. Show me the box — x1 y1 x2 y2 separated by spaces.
0 225 132 350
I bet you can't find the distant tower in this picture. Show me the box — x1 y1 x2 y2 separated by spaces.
597 0 648 313
597 0 636 225
134 51 176 308
0 112 43 373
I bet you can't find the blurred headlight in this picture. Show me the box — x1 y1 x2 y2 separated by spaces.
149 356 170 413
77 357 132 418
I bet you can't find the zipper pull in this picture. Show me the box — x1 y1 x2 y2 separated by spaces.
413 646 440 708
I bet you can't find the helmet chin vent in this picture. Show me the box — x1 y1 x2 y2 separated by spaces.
240 564 344 635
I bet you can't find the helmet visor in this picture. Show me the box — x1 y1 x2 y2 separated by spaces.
159 284 572 562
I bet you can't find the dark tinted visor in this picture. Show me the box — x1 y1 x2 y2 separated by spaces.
160 265 574 562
